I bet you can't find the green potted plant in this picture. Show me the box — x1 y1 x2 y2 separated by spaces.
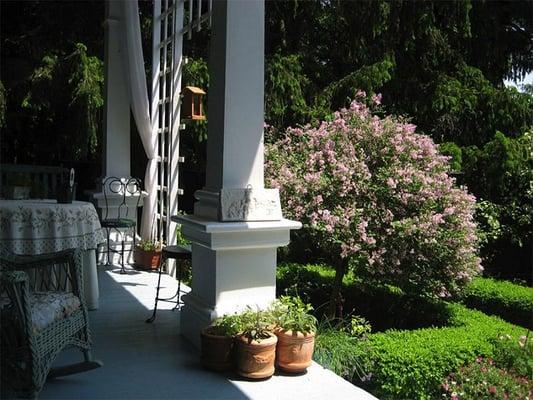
133 239 162 270
270 296 318 373
201 314 240 372
234 307 277 379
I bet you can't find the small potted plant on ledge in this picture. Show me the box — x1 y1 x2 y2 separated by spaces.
234 308 277 380
201 314 240 372
270 296 317 374
133 239 162 270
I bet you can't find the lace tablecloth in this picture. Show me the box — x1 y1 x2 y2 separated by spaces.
0 200 105 255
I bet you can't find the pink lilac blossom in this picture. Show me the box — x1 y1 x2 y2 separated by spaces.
265 97 481 297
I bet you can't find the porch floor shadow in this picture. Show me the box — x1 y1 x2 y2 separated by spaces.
39 263 377 400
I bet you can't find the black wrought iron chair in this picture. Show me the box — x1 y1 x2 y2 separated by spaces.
101 177 142 274
145 244 191 323
0 249 102 399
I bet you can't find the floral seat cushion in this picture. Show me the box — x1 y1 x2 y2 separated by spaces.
29 292 81 333
0 291 81 334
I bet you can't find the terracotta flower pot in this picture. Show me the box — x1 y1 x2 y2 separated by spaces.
275 329 315 373
133 247 161 270
200 327 235 372
235 333 277 379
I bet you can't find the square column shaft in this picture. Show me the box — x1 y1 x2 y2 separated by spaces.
103 0 130 178
96 0 135 261
204 0 265 192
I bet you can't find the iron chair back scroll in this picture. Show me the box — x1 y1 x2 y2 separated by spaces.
101 177 143 274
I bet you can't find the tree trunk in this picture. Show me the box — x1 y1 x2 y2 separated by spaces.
327 258 347 319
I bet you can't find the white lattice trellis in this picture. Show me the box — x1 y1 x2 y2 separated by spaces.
151 0 211 254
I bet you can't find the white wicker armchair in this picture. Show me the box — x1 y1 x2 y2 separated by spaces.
0 249 102 399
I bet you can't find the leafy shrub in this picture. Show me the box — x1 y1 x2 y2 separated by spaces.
493 333 533 379
266 95 481 300
362 304 525 400
276 265 528 399
461 277 533 328
441 357 532 400
439 142 463 173
474 200 503 254
461 131 532 204
346 315 372 339
277 262 452 331
435 132 533 282
460 131 533 281
276 262 349 311
313 323 373 383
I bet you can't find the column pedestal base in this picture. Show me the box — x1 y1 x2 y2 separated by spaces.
173 215 301 348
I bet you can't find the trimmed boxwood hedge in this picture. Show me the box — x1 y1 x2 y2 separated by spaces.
363 304 526 400
460 277 533 328
312 303 526 400
277 263 529 399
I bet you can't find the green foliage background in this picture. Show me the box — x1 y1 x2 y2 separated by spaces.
1 1 105 165
1 0 532 278
263 0 533 281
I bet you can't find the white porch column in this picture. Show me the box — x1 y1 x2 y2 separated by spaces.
176 0 300 348
102 0 130 178
91 1 141 265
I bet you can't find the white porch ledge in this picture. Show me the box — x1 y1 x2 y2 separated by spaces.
173 214 302 250
40 264 377 400
173 214 302 233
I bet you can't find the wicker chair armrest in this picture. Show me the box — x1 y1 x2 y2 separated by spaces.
0 270 28 284
0 270 33 337
0 249 85 299
1 249 79 270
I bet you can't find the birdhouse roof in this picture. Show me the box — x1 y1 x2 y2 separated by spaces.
184 86 206 95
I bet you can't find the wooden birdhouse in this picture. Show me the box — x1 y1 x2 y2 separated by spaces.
182 86 206 121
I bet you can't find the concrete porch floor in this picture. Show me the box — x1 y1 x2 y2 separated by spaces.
40 263 377 400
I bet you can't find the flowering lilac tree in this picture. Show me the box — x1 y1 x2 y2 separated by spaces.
266 93 481 314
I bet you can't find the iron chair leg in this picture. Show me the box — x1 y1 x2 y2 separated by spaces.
120 235 126 274
127 225 136 273
146 254 167 323
132 226 136 252
172 261 183 311
105 227 128 273
105 228 111 266
118 226 136 275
